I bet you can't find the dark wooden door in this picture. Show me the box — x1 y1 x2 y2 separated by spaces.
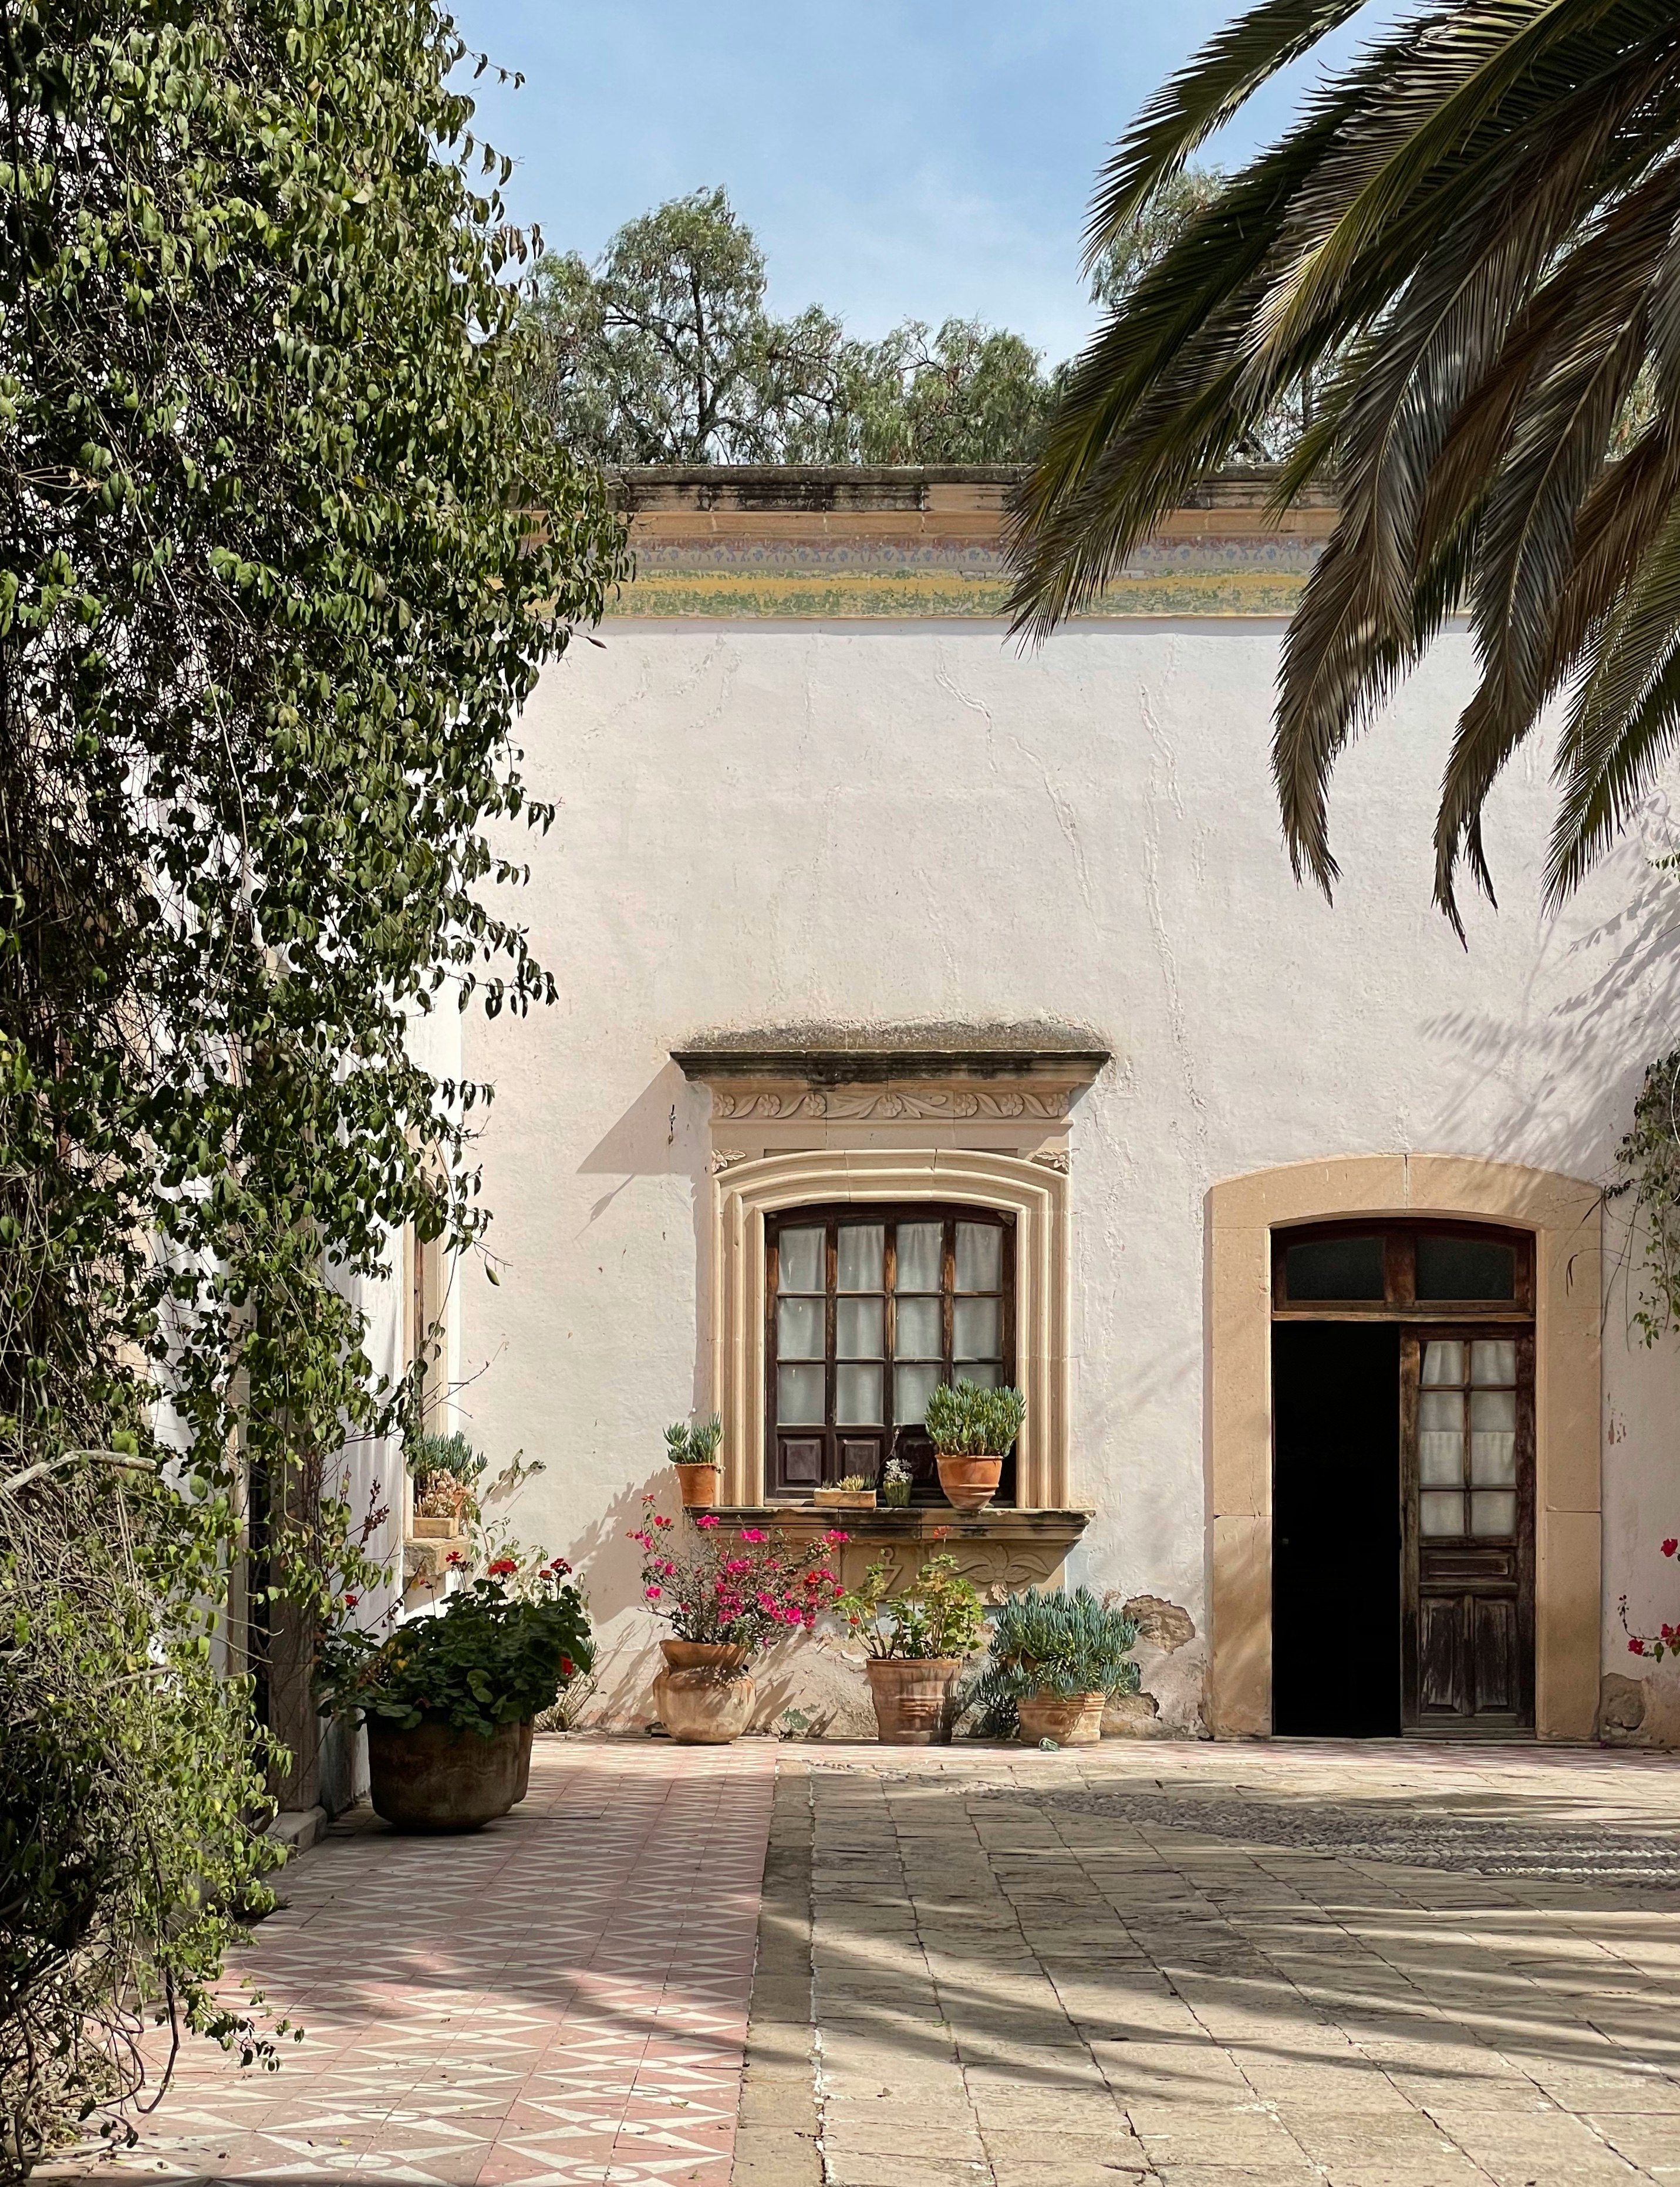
1402 1330 1534 1731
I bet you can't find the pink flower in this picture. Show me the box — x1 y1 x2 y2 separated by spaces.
645 1585 662 1600
1630 1637 1647 1655
823 1529 849 1545
740 1526 765 1542
696 1513 720 1529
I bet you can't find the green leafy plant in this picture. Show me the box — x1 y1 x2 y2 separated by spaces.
317 1569 593 1738
835 1475 874 1492
923 1381 1027 1458
629 1499 846 1649
839 1549 987 1662
967 1588 1141 1740
664 1416 723 1466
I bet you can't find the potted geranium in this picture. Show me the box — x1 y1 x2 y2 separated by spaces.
924 1380 1026 1511
979 1586 1139 1746
839 1546 986 1744
630 1498 848 1741
316 1562 592 1831
664 1414 724 1508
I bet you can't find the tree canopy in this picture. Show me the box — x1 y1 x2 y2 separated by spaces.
529 187 1061 465
1007 0 1680 924
0 0 624 2167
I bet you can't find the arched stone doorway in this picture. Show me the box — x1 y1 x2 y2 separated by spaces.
1206 1155 1601 1742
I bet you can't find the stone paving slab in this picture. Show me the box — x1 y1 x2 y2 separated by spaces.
42 1737 777 2187
763 1740 1680 2187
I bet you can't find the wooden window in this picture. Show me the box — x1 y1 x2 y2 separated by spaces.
1273 1219 1533 1319
765 1203 1015 1502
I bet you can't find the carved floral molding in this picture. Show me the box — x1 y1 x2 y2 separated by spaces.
713 1084 1068 1121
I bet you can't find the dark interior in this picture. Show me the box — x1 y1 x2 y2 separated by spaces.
1272 1321 1402 1737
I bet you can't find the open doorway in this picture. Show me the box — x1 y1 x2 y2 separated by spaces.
1273 1322 1402 1736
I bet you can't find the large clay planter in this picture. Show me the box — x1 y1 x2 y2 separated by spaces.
865 1657 961 1744
514 1718 535 1801
673 1462 722 1509
936 1454 1003 1512
653 1639 755 1743
366 1714 523 1831
1017 1692 1105 1746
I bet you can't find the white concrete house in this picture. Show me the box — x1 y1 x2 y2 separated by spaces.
413 469 1680 1749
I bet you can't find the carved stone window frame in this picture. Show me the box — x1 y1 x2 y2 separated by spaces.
673 1039 1107 1511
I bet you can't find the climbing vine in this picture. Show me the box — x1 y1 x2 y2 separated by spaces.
0 0 626 2171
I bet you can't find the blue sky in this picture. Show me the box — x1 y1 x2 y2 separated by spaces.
449 2 1384 366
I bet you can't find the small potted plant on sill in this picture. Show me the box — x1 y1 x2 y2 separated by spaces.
924 1380 1026 1512
665 1413 724 1508
630 1497 849 1741
977 1586 1139 1747
407 1428 487 1538
815 1474 877 1511
839 1546 987 1744
881 1455 913 1509
316 1562 592 1831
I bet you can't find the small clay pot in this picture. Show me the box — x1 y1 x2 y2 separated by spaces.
1017 1692 1105 1746
366 1714 524 1832
673 1461 722 1509
865 1657 962 1744
653 1639 756 1743
936 1454 1003 1512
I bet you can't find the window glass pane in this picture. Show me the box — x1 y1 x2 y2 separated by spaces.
957 1362 1000 1390
777 1363 824 1426
1283 1235 1384 1300
836 1298 883 1359
1472 1339 1517 1386
777 1296 824 1360
778 1226 824 1293
838 1225 884 1292
954 1222 1002 1293
894 1296 942 1358
836 1364 883 1426
1470 1388 1516 1485
954 1298 1001 1360
895 1222 943 1293
1422 1340 1465 1386
1416 1234 1516 1301
1471 1490 1517 1538
1419 1490 1465 1537
894 1363 942 1426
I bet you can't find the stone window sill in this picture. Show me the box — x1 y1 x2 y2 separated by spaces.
696 1505 1092 1548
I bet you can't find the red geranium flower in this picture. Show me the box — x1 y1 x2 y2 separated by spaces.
487 1556 518 1578
343 1593 359 1609
1663 1538 1678 1558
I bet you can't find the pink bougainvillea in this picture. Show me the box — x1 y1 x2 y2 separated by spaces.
628 1492 848 1652
1620 1535 1680 1662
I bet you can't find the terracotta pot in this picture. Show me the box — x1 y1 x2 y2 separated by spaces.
411 1515 460 1540
514 1718 535 1801
673 1461 722 1509
814 1487 876 1509
366 1714 523 1832
653 1639 756 1743
936 1454 1003 1512
1017 1692 1105 1746
865 1656 962 1744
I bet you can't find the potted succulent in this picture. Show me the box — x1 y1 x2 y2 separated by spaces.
839 1546 987 1744
924 1380 1026 1512
978 1586 1140 1746
316 1562 592 1830
665 1413 724 1508
881 1455 913 1509
407 1428 487 1538
815 1473 877 1510
630 1498 848 1741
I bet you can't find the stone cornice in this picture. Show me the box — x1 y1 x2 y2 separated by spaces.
672 1030 1110 1107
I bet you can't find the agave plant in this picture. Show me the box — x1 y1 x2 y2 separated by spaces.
967 1586 1141 1737
664 1413 723 1465
1009 0 1680 925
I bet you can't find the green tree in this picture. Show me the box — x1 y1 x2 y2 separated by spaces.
837 319 1058 466
0 0 625 2168
1008 0 1680 923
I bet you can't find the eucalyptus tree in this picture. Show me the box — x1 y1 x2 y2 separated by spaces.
1008 0 1680 926
0 1 625 2168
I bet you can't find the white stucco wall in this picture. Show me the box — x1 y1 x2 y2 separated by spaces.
440 619 1680 1737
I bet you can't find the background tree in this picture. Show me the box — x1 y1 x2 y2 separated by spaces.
0 1 625 2170
1008 0 1680 924
531 188 1059 464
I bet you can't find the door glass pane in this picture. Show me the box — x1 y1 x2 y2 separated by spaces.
777 1363 824 1426
836 1298 883 1359
1421 1340 1465 1386
1419 1490 1465 1537
1283 1235 1384 1300
894 1296 942 1358
1416 1235 1516 1301
1471 1339 1517 1385
1470 1387 1516 1484
838 1225 884 1292
1471 1490 1517 1538
778 1226 824 1293
777 1296 824 1359
896 1222 943 1293
1419 1434 1463 1486
836 1364 883 1426
954 1222 1002 1293
894 1363 942 1426
954 1297 1001 1360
